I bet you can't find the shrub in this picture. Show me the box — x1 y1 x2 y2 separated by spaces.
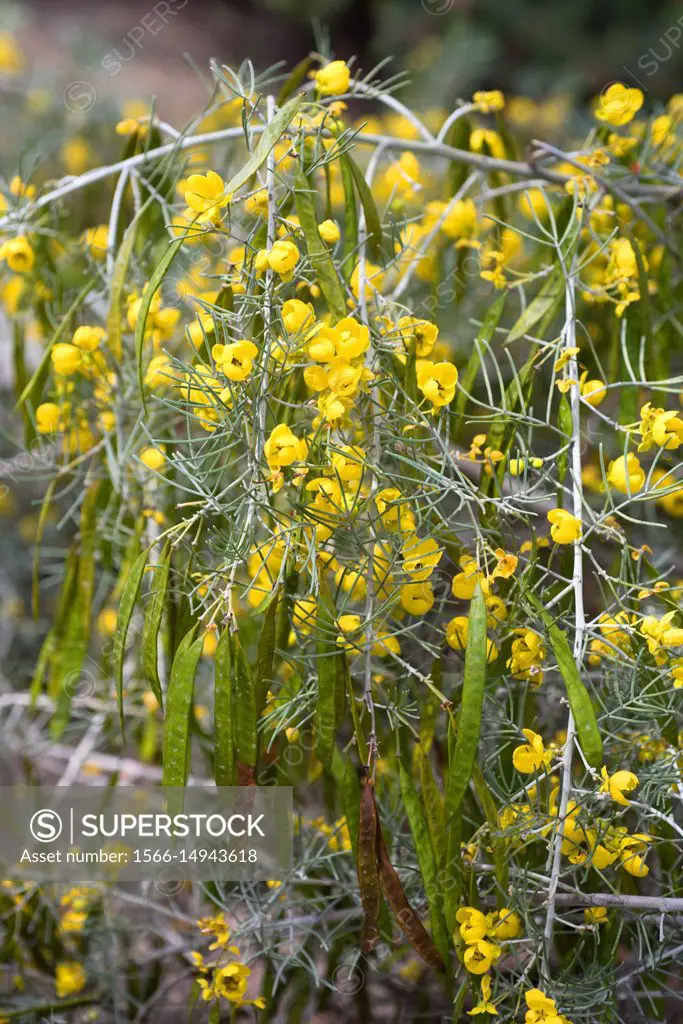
1 47 683 1022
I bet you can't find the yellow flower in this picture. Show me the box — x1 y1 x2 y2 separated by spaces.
473 90 505 113
547 508 581 544
60 909 87 933
213 960 251 1002
376 488 415 534
97 608 118 635
213 340 259 381
446 615 469 652
584 906 608 925
337 614 363 652
607 453 645 494
485 594 508 627
267 239 300 276
519 188 549 220
638 401 683 451
198 911 231 949
116 117 149 138
402 536 442 581
619 833 651 877
51 343 82 376
55 961 87 998
417 360 458 408
292 596 317 633
350 260 384 298
463 939 502 974
491 907 522 940
330 445 365 483
139 445 167 471
491 548 517 580
315 60 351 97
61 137 91 175
524 988 565 1024
183 170 231 223
36 402 60 433
383 152 423 199
0 33 24 74
145 353 174 389
456 906 489 943
671 658 683 689
446 616 498 660
327 359 363 399
580 374 607 407
400 581 434 616
452 556 485 600
336 317 370 359
608 132 638 157
594 83 643 126
72 325 106 352
83 224 108 259
440 198 478 241
282 298 315 334
554 347 580 373
0 236 34 273
264 424 307 472
507 629 545 683
513 729 553 774
308 325 338 363
640 611 683 654
470 129 505 159
245 188 268 216
599 765 639 806
468 974 498 1016
396 316 439 357
318 219 340 244
9 176 36 200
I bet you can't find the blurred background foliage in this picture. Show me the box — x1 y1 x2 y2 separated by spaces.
1 0 683 125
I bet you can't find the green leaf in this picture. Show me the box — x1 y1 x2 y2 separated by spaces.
113 546 149 736
331 747 361 856
231 94 303 197
77 481 101 635
276 56 313 105
529 595 603 768
256 588 280 717
42 547 79 703
135 234 186 410
315 583 340 767
141 541 171 710
344 153 383 261
506 267 564 344
162 627 203 786
399 763 450 963
446 583 488 818
15 277 96 410
214 629 234 786
416 746 446 870
556 394 572 484
50 594 88 739
294 169 347 321
107 202 148 360
32 476 57 619
234 633 257 768
446 114 472 195
339 153 359 279
471 761 509 900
